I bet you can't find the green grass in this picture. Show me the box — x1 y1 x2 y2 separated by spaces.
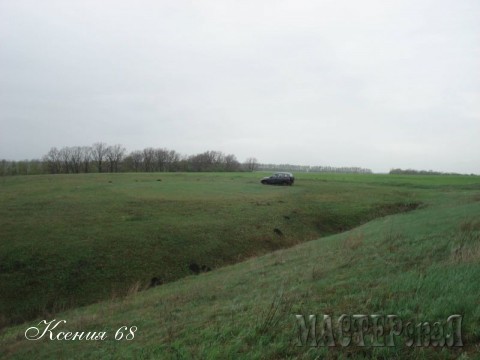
0 172 425 326
1 172 479 359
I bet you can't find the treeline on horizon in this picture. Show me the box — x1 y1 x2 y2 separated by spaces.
388 168 476 176
0 144 253 176
257 163 372 174
3 142 455 177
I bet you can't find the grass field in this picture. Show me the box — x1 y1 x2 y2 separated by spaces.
1 172 479 359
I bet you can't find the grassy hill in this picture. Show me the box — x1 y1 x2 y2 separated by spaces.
1 173 479 359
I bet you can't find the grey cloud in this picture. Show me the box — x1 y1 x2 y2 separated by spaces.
1 0 479 173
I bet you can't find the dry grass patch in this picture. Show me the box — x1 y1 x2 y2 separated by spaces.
343 232 364 250
451 243 480 263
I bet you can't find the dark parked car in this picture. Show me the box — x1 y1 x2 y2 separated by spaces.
261 172 295 186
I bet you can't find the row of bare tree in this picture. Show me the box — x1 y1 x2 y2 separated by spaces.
42 143 126 174
36 143 259 174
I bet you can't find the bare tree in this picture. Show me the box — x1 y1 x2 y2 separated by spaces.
106 144 126 172
188 151 217 171
244 157 258 171
43 147 62 174
208 150 226 171
154 148 169 172
59 147 72 173
189 150 240 171
129 150 143 172
69 146 83 173
81 146 92 173
166 150 181 171
91 142 108 173
143 148 155 172
225 154 240 171
0 160 7 176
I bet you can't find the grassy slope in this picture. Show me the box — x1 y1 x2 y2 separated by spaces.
1 174 479 359
0 172 429 326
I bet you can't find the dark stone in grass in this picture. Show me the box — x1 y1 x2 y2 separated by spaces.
283 215 290 220
189 263 201 274
108 180 112 183
189 263 211 274
273 228 283 236
149 277 163 288
157 179 162 182
201 265 212 272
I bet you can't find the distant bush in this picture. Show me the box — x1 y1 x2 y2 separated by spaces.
389 168 476 176
258 164 372 174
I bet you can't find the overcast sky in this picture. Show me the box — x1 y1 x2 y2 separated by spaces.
1 0 479 173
